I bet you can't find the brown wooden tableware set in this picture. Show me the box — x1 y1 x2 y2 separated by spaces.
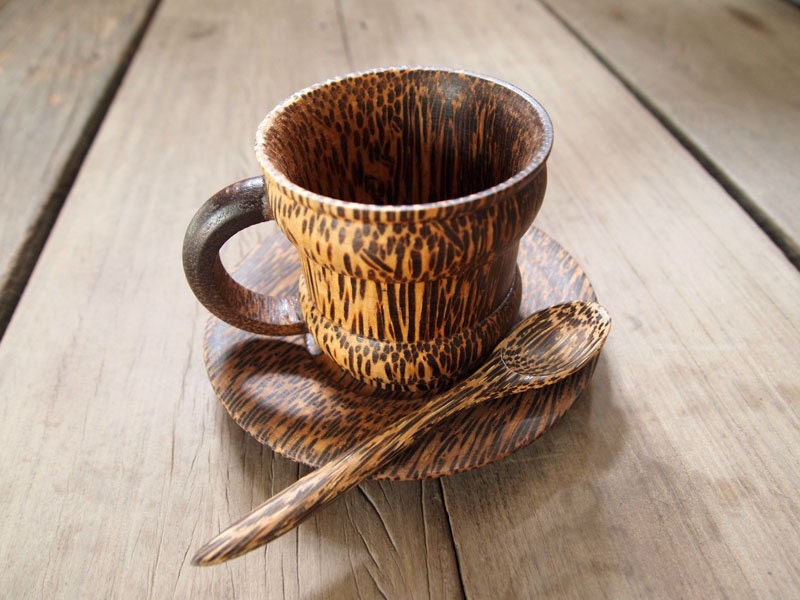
182 67 610 563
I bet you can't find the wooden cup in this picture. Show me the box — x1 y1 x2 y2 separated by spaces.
183 67 553 394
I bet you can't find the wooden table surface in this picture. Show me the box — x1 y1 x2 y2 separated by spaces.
1 0 798 597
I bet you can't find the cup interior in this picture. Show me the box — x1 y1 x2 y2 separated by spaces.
260 69 550 206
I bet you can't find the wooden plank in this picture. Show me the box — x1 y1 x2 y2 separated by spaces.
334 0 800 596
0 0 462 597
0 0 159 336
540 0 800 266
0 0 798 598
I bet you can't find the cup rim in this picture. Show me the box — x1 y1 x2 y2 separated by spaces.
255 66 553 220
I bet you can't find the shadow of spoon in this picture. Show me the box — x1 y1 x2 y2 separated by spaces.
193 300 612 566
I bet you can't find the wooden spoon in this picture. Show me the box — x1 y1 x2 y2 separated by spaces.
193 301 611 566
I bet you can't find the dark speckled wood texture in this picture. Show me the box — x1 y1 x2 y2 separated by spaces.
194 300 609 565
204 226 598 481
184 67 553 394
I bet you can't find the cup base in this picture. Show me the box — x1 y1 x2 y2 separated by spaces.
298 268 522 395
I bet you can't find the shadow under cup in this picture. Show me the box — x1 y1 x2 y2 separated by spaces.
257 68 553 394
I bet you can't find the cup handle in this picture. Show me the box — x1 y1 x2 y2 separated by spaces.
182 176 307 335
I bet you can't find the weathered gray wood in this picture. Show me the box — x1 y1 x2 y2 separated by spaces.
335 0 800 596
540 0 800 266
0 0 798 597
0 0 159 336
0 0 461 597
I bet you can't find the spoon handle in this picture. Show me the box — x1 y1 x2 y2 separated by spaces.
192 301 610 565
192 378 485 565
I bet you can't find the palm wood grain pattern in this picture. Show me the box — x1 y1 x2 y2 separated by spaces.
195 301 610 565
204 227 599 480
185 68 553 393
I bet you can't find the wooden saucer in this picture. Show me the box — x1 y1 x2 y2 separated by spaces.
204 227 598 480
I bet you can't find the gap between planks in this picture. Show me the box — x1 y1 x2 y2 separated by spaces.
0 0 165 342
536 0 800 271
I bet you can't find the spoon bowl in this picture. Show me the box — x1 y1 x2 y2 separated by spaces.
499 300 611 383
193 300 611 566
